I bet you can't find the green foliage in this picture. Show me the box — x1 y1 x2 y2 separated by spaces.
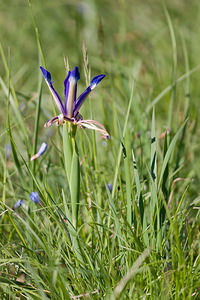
0 0 200 299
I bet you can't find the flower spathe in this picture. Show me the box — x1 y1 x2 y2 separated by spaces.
40 66 109 139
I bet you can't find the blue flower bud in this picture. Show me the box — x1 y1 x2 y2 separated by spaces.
29 191 40 204
13 200 23 210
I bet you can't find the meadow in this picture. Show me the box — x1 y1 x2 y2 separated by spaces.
0 0 200 298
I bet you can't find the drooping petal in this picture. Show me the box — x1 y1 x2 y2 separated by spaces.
44 116 59 127
29 191 40 204
65 66 80 118
76 119 110 139
31 143 48 161
74 74 106 117
44 115 75 127
40 66 65 114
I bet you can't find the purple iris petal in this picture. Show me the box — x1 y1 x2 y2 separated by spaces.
66 66 80 117
13 200 23 210
64 71 71 115
40 66 51 82
71 66 80 81
73 87 91 116
40 66 65 114
29 191 40 204
73 74 106 116
90 74 106 90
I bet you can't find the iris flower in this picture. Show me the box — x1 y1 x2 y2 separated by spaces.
40 66 109 139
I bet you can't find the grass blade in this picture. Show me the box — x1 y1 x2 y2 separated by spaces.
158 119 188 190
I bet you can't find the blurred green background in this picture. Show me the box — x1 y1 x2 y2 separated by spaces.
1 0 200 116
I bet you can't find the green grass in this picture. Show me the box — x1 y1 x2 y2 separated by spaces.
1 0 200 299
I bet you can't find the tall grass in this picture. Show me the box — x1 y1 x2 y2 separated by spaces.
0 0 200 299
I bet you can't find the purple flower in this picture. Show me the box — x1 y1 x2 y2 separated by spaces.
29 191 40 204
40 66 109 139
107 184 112 193
13 200 23 210
31 142 48 161
4 143 11 160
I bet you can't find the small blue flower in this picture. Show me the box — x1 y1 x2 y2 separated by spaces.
4 143 11 160
31 143 48 161
13 200 23 210
40 65 109 139
29 191 40 204
107 184 112 193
